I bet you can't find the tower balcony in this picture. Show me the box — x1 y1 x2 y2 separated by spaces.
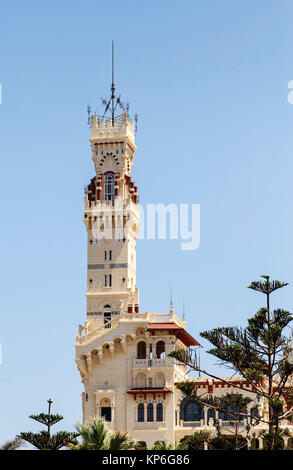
132 358 167 368
90 113 135 146
75 310 187 348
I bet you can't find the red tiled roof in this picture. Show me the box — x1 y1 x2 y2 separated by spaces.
147 322 199 347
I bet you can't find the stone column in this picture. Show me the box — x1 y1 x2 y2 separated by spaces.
204 408 208 425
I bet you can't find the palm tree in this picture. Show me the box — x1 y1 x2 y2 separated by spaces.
70 417 136 450
108 431 136 450
0 437 23 450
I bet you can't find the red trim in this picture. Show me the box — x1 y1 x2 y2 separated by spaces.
147 323 199 347
127 387 172 401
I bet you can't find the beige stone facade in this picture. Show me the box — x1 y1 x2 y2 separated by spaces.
75 112 293 449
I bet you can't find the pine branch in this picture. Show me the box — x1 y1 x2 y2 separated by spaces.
29 413 63 427
248 279 288 295
18 430 78 450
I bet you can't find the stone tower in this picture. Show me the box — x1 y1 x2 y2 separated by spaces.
75 80 199 448
84 112 140 331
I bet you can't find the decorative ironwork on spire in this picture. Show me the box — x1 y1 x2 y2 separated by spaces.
170 287 173 309
87 41 138 131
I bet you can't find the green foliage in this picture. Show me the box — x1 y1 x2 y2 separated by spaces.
151 440 173 450
28 413 63 427
0 437 23 450
71 417 136 450
108 432 136 450
19 430 78 451
179 431 210 451
220 393 252 419
169 275 293 450
19 399 78 450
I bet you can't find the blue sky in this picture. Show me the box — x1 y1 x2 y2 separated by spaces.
1 0 293 443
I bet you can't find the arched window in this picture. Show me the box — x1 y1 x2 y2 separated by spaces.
156 403 163 422
147 403 154 422
100 398 111 422
138 404 144 422
104 173 114 201
155 373 165 387
219 403 238 421
180 399 204 422
156 341 165 358
137 341 146 359
137 374 146 388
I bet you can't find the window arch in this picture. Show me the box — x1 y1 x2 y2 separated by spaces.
137 341 146 359
104 173 114 201
180 399 204 422
136 373 146 388
156 403 163 422
156 341 165 358
100 398 111 422
147 403 154 422
155 373 165 387
138 404 144 422
219 402 239 421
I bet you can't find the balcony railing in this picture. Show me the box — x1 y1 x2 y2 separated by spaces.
180 421 202 428
133 358 167 368
221 421 245 428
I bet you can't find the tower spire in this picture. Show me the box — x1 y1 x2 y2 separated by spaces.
111 40 115 125
101 40 126 124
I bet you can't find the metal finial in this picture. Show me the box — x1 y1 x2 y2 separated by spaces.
87 105 91 126
100 41 133 123
135 113 138 133
111 40 115 125
170 287 173 308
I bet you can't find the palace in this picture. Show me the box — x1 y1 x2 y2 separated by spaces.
75 80 293 450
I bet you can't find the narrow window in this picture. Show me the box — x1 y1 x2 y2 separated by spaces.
156 403 163 422
109 250 112 261
104 275 107 287
104 251 107 261
105 173 115 201
109 274 112 287
138 404 144 422
147 403 154 422
156 341 165 358
137 341 146 359
101 407 111 421
104 311 111 328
